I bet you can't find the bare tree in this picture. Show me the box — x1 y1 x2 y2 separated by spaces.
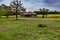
39 8 49 18
10 0 25 20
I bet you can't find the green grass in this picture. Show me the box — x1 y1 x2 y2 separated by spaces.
37 14 60 18
0 16 60 40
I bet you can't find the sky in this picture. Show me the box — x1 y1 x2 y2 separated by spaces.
0 0 60 11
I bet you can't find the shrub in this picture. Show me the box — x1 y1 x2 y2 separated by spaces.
0 32 3 38
38 24 47 27
0 13 2 18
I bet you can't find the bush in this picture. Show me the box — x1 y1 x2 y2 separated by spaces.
38 24 47 27
0 14 2 18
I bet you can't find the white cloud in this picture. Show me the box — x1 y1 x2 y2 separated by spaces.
0 0 12 5
0 0 60 11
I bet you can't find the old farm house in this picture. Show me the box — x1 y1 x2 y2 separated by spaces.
21 12 37 18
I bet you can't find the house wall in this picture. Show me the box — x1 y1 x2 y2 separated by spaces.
30 14 37 18
21 14 37 18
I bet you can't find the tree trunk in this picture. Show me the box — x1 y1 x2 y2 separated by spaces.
16 0 18 20
42 15 45 18
6 15 9 18
16 10 18 20
46 12 48 17
42 12 45 18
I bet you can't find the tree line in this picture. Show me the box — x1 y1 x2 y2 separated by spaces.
0 0 60 19
0 0 26 20
34 8 60 18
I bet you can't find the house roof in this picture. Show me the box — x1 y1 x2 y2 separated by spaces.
22 12 36 15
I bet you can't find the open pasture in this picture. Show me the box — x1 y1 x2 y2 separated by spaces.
37 14 60 18
0 16 60 40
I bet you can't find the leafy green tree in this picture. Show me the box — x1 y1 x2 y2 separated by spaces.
0 5 3 18
10 0 25 20
1 4 11 18
0 11 2 18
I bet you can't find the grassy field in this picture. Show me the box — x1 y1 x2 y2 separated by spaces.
0 16 60 40
38 14 60 18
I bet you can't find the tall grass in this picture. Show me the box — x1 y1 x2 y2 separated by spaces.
0 16 60 40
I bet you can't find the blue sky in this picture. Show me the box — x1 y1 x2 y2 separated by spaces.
0 0 60 11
